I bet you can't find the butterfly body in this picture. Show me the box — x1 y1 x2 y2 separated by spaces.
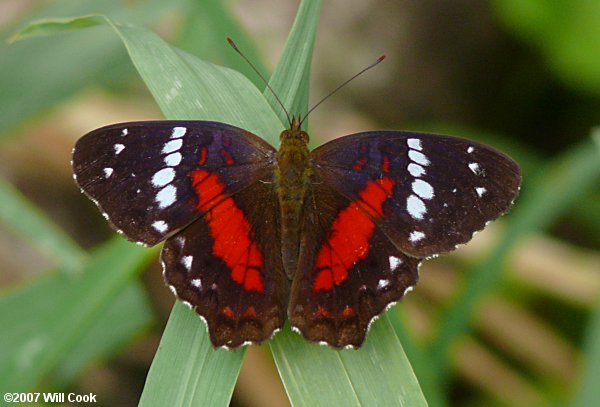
275 119 312 278
72 120 521 349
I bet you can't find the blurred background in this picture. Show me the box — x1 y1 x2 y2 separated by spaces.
1 0 599 406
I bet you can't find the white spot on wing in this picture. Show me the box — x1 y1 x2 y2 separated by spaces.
407 195 427 220
171 127 187 138
408 150 430 166
191 278 202 288
389 256 402 271
103 167 114 178
164 152 182 166
409 231 425 243
377 279 390 290
468 162 481 174
407 138 423 151
182 255 193 271
407 163 426 177
412 179 434 200
151 168 176 188
475 187 487 197
121 128 128 136
155 185 177 208
152 220 168 233
162 139 183 154
467 146 474 153
175 236 186 248
114 144 125 155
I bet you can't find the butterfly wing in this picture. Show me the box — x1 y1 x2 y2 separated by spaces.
289 130 521 347
73 121 287 347
161 173 288 348
289 178 421 348
73 121 275 246
311 130 521 257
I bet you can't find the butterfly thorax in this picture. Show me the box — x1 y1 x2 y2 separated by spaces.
275 125 311 279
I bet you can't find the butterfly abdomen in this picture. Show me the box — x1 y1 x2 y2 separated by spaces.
275 129 312 279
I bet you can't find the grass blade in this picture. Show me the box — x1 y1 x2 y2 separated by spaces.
0 177 86 273
263 0 321 124
51 281 154 389
139 302 244 407
0 0 182 141
175 0 270 90
573 297 600 407
0 238 155 393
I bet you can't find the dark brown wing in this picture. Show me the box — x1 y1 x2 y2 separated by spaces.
288 174 420 348
73 120 287 348
289 130 520 348
162 174 287 348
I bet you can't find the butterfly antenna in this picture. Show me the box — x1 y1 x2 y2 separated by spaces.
227 37 293 128
299 55 386 128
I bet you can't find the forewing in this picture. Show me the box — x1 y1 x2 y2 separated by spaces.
72 121 275 246
311 130 521 258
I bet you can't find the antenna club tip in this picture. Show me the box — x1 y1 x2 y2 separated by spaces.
378 55 386 62
226 37 239 50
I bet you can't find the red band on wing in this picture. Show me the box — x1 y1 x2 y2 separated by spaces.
313 177 395 292
315 306 331 318
221 150 235 165
242 306 257 318
198 147 208 166
353 157 368 171
190 169 265 293
342 305 355 317
382 155 390 173
221 306 235 319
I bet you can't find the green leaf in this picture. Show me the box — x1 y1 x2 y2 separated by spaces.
174 0 270 90
272 316 427 407
139 302 244 407
0 177 86 273
264 0 321 124
0 238 155 394
388 310 448 407
0 0 183 141
51 281 154 389
430 129 600 386
573 294 600 406
493 0 600 94
572 132 600 407
0 125 153 392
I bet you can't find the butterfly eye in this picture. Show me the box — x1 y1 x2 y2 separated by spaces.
299 131 309 144
280 130 292 141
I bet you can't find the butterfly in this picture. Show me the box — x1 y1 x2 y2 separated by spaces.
72 115 521 349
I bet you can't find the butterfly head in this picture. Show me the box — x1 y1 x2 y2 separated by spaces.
280 115 309 145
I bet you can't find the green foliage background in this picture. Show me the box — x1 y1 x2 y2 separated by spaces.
0 1 599 406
